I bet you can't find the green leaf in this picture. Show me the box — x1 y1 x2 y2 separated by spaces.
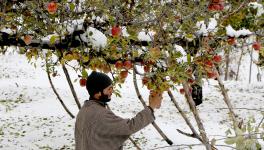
50 36 58 45
187 53 191 64
89 31 93 36
69 3 75 11
224 137 236 145
81 69 88 78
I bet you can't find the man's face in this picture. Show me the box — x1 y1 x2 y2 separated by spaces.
102 85 113 99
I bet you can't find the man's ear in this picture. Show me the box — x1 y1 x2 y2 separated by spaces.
94 91 101 99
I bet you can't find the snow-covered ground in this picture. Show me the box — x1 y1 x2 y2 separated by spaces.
0 51 263 150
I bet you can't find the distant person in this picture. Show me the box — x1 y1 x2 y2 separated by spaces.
75 71 163 150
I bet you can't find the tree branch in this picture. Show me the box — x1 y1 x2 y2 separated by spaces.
46 60 75 118
182 81 212 150
62 64 81 109
132 66 173 145
168 90 203 142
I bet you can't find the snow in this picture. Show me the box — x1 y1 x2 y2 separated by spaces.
137 31 156 42
80 27 107 48
0 27 15 35
249 2 264 17
196 18 218 36
226 25 252 38
174 45 193 63
0 49 263 150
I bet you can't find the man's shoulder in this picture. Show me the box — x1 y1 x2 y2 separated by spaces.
78 100 108 115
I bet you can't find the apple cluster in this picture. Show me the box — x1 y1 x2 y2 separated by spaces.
208 0 224 11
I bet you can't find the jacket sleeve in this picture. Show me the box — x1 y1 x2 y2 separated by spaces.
95 107 155 136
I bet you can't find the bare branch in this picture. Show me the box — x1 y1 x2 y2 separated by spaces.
46 60 75 118
62 64 81 109
168 90 203 142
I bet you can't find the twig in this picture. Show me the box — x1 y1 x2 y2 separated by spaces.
149 144 236 150
132 67 173 145
257 116 264 128
214 133 263 142
46 60 75 118
216 107 264 112
167 90 203 142
235 40 245 81
62 64 81 109
249 45 253 83
176 129 196 138
222 1 250 20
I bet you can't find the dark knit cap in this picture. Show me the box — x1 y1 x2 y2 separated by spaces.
86 71 112 96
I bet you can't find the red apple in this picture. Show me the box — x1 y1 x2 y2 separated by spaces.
227 37 236 45
111 26 121 37
47 2 58 14
120 70 128 79
208 4 215 11
213 55 222 63
24 35 32 45
79 78 86 87
207 72 217 79
186 68 193 75
115 61 123 69
144 65 151 72
252 42 261 51
142 76 149 85
204 60 213 68
123 60 132 70
188 78 195 84
208 4 224 11
179 88 185 94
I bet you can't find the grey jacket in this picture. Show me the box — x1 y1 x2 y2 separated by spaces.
75 100 155 150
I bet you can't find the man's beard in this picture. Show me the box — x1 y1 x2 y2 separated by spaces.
99 92 111 103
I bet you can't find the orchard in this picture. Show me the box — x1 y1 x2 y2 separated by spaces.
0 0 264 150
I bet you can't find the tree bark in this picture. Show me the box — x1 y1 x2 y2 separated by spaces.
62 64 81 109
249 46 253 84
216 70 238 129
224 48 230 81
182 82 211 150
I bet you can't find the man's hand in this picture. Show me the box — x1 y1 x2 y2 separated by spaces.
149 90 163 110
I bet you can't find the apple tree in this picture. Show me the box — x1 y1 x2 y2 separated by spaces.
0 0 263 149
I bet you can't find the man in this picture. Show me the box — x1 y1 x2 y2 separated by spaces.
75 71 163 150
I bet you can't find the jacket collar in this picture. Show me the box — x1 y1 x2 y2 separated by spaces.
86 99 107 107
